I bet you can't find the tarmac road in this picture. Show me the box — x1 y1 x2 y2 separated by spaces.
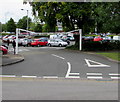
2 46 119 80
1 46 119 100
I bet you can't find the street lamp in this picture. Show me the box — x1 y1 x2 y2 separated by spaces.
21 9 29 30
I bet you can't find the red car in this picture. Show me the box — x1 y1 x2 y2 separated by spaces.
31 39 48 47
93 36 103 41
0 46 8 54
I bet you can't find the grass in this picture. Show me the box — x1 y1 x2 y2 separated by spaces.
66 45 120 61
96 52 120 61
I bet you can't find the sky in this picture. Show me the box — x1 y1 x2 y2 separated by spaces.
0 0 33 24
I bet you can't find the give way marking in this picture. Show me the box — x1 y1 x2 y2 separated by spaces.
65 62 80 78
85 59 110 67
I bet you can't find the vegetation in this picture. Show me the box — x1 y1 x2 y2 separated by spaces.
66 41 120 51
30 2 120 34
6 18 16 33
17 16 31 30
96 52 120 61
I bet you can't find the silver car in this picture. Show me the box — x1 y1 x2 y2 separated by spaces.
48 39 68 47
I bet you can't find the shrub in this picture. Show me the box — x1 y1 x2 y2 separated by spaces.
66 40 120 51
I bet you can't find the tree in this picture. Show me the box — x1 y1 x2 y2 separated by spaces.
6 18 16 32
17 16 31 30
34 24 42 32
92 2 120 33
30 2 120 34
2 24 7 32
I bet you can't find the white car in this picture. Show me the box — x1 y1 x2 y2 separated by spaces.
48 39 68 47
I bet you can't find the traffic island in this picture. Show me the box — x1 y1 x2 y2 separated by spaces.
1 53 24 66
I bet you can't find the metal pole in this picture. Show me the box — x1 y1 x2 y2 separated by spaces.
27 10 28 31
79 29 82 51
16 28 19 54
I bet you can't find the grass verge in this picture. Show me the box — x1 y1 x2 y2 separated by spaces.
96 52 120 61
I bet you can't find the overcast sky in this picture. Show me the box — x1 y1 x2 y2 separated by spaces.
0 0 33 24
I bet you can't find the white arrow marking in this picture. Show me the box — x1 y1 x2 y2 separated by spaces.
85 59 110 67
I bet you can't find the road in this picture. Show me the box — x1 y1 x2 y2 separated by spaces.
1 45 119 100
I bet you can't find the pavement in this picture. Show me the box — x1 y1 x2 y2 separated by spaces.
1 53 24 66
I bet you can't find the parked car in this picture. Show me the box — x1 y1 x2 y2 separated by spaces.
103 36 111 40
2 35 10 42
113 36 120 41
61 39 70 45
84 36 94 41
31 39 48 47
0 45 8 54
39 37 48 40
93 36 103 41
22 38 33 47
48 39 68 47
67 36 75 41
7 35 16 42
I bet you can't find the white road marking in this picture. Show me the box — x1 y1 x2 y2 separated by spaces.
65 62 80 78
109 73 120 76
9 48 29 52
87 73 102 75
85 59 110 67
111 77 120 79
0 75 16 77
52 54 65 60
68 73 80 75
43 76 58 79
87 76 103 79
21 76 37 78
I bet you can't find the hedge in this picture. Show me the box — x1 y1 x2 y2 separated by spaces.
66 40 120 51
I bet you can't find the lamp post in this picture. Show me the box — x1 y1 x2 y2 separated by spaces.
21 9 29 30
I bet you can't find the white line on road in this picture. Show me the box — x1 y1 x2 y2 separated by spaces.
87 76 103 79
43 76 58 79
109 73 120 76
51 54 65 60
21 76 37 78
85 59 110 67
111 77 120 79
0 75 16 77
65 62 80 78
87 73 102 75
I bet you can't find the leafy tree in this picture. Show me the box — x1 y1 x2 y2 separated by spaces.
30 2 120 34
34 24 42 32
92 2 120 33
6 18 16 32
17 16 31 30
1 24 7 32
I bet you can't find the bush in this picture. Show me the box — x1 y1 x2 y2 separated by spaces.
66 40 120 51
34 35 50 38
83 41 120 51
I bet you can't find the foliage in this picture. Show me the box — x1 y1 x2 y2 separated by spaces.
66 41 120 51
34 24 42 32
6 18 16 32
30 2 120 34
2 24 7 32
17 16 31 30
34 34 49 38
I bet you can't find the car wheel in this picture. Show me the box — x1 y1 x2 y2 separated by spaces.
2 51 4 55
59 44 62 47
38 44 40 47
48 43 51 47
